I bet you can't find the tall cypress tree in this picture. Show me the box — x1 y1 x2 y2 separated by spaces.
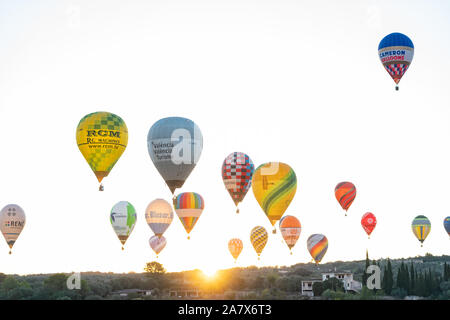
362 250 370 287
410 262 415 295
385 259 393 294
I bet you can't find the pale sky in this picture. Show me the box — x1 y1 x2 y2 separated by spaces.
0 0 449 275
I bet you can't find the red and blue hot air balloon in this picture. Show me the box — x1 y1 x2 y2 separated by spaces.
378 33 414 90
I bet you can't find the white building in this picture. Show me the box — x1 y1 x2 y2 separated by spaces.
301 271 362 296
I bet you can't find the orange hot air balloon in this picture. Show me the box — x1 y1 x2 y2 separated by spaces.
279 215 301 254
228 238 243 262
335 182 356 215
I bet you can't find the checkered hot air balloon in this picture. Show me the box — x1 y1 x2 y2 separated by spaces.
361 212 377 239
378 32 414 90
335 182 356 216
222 152 255 214
250 226 268 260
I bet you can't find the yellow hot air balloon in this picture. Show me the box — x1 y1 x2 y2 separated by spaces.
76 112 128 191
252 162 297 232
250 226 268 260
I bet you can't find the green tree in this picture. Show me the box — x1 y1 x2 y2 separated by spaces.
144 262 166 274
312 282 324 296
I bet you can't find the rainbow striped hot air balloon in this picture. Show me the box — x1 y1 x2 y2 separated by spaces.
252 162 297 233
412 215 431 247
335 182 356 216
173 192 204 239
279 215 301 254
250 226 268 260
307 234 328 265
228 238 243 262
444 217 450 238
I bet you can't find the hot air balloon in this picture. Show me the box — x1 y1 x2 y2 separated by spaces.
279 215 301 254
444 217 450 238
147 117 203 195
250 226 268 260
228 238 243 262
0 204 26 254
110 201 137 250
412 215 431 247
307 234 328 265
361 212 377 239
173 192 204 239
222 152 255 214
145 199 173 237
378 32 414 90
252 162 297 233
76 111 128 191
149 235 167 258
335 182 356 215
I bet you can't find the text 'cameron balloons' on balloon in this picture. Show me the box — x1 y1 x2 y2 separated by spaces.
228 238 243 262
307 234 328 265
378 32 414 90
76 112 128 191
221 152 255 214
361 212 377 238
252 162 297 231
147 117 203 194
279 215 301 253
149 235 167 257
335 182 356 215
412 215 431 247
110 201 137 250
173 192 204 239
444 217 450 237
0 204 26 254
145 199 174 237
250 226 268 259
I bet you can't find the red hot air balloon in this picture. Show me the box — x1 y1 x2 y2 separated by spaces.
335 182 356 216
361 212 377 239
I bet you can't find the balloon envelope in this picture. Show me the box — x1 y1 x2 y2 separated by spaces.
222 152 255 207
149 235 167 255
0 204 26 252
228 238 243 260
444 217 450 236
279 215 301 250
335 182 356 212
110 201 137 247
173 192 204 237
250 226 268 257
252 162 297 226
378 32 414 87
361 212 377 237
147 117 203 194
145 199 174 237
412 215 431 244
76 112 128 185
307 234 328 264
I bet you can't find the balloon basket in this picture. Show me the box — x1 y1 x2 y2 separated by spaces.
236 208 239 214
121 246 124 251
272 229 276 234
9 250 11 255
99 184 104 192
187 236 190 240
290 251 293 255
395 86 399 91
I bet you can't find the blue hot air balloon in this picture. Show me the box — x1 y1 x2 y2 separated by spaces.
444 216 450 238
378 32 414 90
147 117 203 194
